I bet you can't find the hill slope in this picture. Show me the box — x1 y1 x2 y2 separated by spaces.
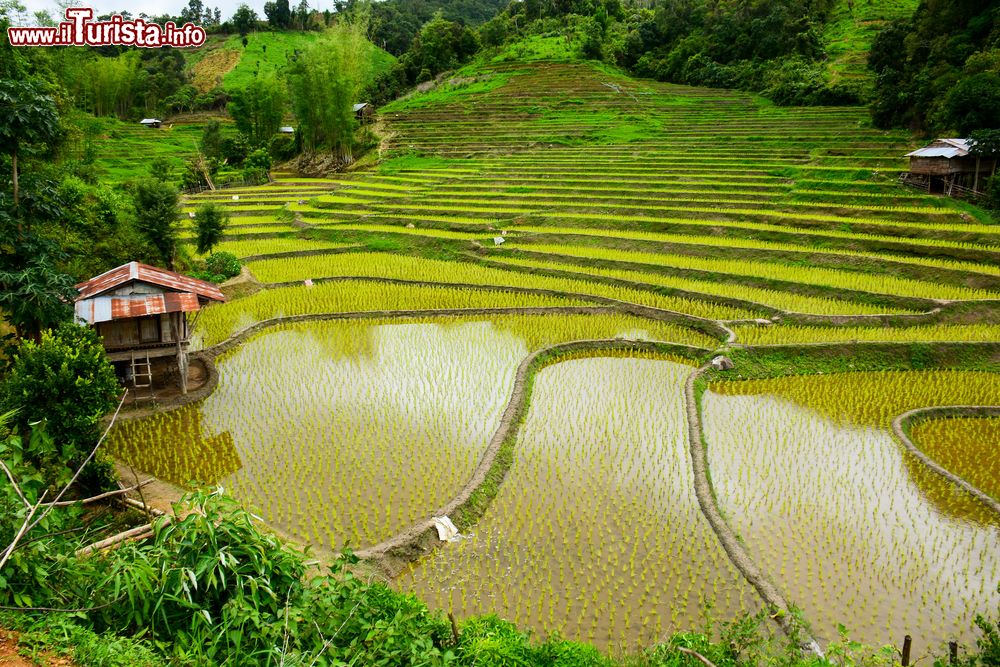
186 31 395 93
821 0 919 93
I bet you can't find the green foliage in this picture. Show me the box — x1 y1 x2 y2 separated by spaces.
200 120 224 160
0 78 60 203
148 156 173 182
132 179 180 269
228 74 286 147
263 0 291 29
99 490 307 663
232 3 259 37
287 20 372 160
195 202 229 255
0 256 76 342
945 73 1000 135
869 3 1000 132
205 251 241 280
1 322 120 480
457 616 532 666
0 612 167 667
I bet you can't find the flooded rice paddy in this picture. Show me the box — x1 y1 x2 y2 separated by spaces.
108 314 693 551
109 318 1000 652
705 371 1000 650
399 356 756 650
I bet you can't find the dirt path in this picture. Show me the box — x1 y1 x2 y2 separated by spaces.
0 630 75 667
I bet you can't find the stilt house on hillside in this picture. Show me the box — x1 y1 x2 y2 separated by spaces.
902 138 997 196
353 102 374 124
74 262 225 399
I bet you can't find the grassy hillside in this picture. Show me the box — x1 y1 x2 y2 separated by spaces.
69 113 237 185
187 31 395 93
822 0 918 94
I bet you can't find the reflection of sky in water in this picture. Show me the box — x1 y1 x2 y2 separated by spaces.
197 320 530 550
400 358 755 651
703 391 1000 649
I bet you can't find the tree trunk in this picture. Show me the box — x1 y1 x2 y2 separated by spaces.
975 155 981 193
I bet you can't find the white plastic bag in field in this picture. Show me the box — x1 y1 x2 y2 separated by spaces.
432 516 460 542
493 237 505 246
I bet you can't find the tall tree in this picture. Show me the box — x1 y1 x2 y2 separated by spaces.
194 202 228 255
200 119 224 159
0 80 59 205
228 75 286 147
0 189 76 342
133 180 180 269
231 3 258 37
295 0 309 29
287 19 371 161
263 0 290 28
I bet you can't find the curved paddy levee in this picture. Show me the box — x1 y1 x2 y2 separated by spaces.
701 371 1000 650
901 408 1000 510
397 355 757 650
107 314 715 553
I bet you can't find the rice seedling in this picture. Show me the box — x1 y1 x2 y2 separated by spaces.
910 417 1000 501
492 256 915 316
515 226 1000 278
399 356 756 650
110 316 711 553
239 252 757 320
702 371 1000 648
510 243 998 301
209 237 357 259
190 280 591 348
731 323 1000 346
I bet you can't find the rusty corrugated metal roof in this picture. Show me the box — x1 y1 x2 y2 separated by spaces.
75 292 202 324
75 262 225 302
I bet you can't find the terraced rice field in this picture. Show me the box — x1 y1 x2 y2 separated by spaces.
112 59 1000 653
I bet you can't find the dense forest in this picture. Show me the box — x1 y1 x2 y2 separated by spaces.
869 0 1000 133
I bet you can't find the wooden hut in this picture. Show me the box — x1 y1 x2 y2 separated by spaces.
74 262 225 398
353 102 374 125
904 138 996 195
139 118 162 128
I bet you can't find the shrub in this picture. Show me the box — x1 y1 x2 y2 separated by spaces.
97 491 307 664
2 322 120 487
206 251 241 279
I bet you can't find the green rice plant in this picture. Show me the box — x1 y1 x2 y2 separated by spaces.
109 317 712 554
910 417 1000 501
533 212 1000 254
493 256 915 316
191 280 591 348
209 237 357 259
731 323 1000 345
309 223 495 241
240 252 757 320
512 243 998 301
702 370 1000 650
399 356 757 650
516 226 1000 278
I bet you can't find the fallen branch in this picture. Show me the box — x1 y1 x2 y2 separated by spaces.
677 647 719 667
121 495 167 518
42 479 155 508
75 519 167 558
